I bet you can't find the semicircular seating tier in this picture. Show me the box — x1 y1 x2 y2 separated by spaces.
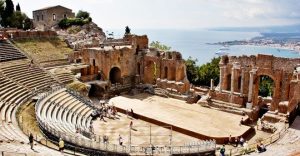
0 40 26 62
36 88 94 138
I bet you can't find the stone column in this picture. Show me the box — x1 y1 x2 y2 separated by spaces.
219 66 224 92
210 79 214 90
230 67 235 95
247 69 257 103
240 68 245 96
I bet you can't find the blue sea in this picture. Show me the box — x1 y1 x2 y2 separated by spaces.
109 29 300 65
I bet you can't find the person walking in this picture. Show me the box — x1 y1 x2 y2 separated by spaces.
29 133 34 150
130 120 133 129
59 138 64 154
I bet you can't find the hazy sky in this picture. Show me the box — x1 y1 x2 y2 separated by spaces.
13 0 300 30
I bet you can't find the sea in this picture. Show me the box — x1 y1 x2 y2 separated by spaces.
109 29 300 65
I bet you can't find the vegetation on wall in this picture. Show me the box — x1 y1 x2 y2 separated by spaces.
150 41 171 51
259 75 274 97
59 10 92 29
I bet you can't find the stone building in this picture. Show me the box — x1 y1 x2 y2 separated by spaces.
70 34 190 96
210 54 300 123
33 5 75 30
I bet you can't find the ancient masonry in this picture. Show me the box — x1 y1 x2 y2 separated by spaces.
70 34 190 94
210 54 300 122
33 5 75 30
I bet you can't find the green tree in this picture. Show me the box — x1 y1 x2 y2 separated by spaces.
8 11 26 29
196 57 220 86
0 0 4 16
15 3 20 12
125 26 131 35
76 10 90 19
23 17 33 30
1 0 14 27
185 56 199 84
259 76 274 97
185 57 220 86
150 41 171 51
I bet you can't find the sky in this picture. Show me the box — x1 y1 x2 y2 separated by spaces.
12 0 300 30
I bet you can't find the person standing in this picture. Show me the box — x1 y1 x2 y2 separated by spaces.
59 138 64 154
118 134 123 146
130 120 133 129
220 144 225 156
29 133 34 150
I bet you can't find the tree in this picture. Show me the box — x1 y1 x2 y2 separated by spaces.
185 57 199 84
196 57 220 86
23 17 33 30
185 57 220 87
150 41 171 51
76 10 90 19
125 26 131 35
1 0 14 27
8 11 26 29
16 3 20 12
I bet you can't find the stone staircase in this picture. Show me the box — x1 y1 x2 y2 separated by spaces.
208 99 245 115
54 72 74 84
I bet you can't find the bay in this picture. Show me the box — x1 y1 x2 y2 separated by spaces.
109 29 300 65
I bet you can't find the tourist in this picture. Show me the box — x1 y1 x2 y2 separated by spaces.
59 138 64 154
131 108 135 118
220 144 225 156
235 137 239 147
243 141 249 154
29 133 34 150
257 118 261 130
259 142 266 153
118 134 123 146
240 117 244 126
239 137 244 147
228 135 232 145
130 120 133 129
126 109 129 118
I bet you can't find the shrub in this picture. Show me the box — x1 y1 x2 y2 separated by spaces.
58 18 90 29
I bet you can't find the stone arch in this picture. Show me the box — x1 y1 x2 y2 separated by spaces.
256 74 275 98
109 67 122 84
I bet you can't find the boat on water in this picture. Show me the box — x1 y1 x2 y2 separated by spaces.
215 46 230 56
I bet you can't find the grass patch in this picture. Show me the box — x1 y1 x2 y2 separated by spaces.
14 37 73 62
17 101 42 135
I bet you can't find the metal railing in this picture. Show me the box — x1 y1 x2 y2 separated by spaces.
224 123 289 156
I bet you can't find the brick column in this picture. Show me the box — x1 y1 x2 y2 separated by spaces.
219 66 225 92
247 69 257 103
240 68 245 96
230 67 235 95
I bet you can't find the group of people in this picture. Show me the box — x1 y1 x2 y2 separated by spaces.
228 135 245 147
99 105 118 121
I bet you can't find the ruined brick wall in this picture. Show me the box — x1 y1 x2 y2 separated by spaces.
216 54 300 114
4 30 57 39
71 35 190 93
33 6 75 30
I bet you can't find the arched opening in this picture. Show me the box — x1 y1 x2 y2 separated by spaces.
137 63 141 75
109 67 122 84
164 66 168 79
258 75 274 98
227 74 231 91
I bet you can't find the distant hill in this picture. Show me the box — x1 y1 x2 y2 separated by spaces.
210 24 300 33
